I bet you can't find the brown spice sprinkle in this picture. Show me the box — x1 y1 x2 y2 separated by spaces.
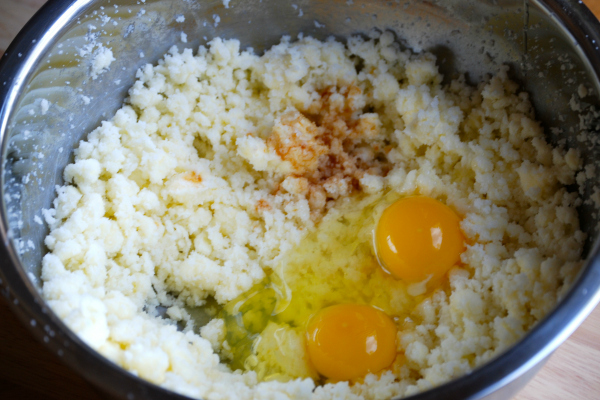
255 199 271 212
266 85 392 216
184 172 203 183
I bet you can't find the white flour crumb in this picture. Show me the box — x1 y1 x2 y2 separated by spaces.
175 15 185 23
586 164 596 178
181 32 187 43
570 94 582 112
90 44 115 80
222 0 231 8
213 14 221 27
40 99 50 115
41 208 55 225
578 84 588 98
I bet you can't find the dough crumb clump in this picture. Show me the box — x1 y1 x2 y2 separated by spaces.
90 43 115 79
41 33 585 399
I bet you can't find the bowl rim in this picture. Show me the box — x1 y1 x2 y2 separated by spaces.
1 0 600 399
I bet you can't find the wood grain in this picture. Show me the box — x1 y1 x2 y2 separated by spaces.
0 0 46 54
1 0 600 399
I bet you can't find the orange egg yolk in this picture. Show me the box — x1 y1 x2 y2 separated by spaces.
306 304 397 381
375 196 465 284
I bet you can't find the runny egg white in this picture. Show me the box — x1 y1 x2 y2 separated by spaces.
218 192 466 383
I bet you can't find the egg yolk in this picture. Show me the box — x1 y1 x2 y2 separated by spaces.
375 196 464 284
306 304 397 381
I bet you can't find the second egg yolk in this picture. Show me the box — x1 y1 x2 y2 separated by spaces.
375 196 465 284
306 304 397 381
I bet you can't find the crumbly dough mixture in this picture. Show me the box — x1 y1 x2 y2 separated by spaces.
41 32 585 399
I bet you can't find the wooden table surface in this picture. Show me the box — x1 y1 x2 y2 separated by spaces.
1 1 600 399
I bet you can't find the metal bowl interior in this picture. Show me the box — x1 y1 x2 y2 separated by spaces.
2 0 600 399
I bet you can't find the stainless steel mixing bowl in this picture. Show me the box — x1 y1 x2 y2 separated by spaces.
2 0 600 399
